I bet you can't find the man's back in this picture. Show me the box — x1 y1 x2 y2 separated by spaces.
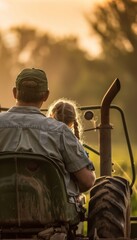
0 106 66 157
0 105 95 196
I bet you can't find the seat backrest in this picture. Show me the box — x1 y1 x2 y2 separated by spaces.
0 152 80 227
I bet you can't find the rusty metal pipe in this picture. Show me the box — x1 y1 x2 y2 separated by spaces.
100 78 121 176
101 78 121 124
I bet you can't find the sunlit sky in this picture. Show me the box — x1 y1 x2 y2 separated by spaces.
0 0 106 56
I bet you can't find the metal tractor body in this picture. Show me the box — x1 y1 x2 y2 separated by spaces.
0 79 136 239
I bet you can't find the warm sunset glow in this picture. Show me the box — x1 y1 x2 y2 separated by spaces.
0 0 107 56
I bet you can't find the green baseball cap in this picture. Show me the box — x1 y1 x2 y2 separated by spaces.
16 68 48 91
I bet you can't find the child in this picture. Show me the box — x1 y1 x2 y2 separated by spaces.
47 98 83 142
47 98 91 234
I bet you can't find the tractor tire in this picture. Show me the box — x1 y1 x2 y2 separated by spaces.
88 176 131 239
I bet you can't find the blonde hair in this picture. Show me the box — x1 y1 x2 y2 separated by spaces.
47 98 83 141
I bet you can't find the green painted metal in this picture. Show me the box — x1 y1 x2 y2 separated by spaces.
0 152 80 227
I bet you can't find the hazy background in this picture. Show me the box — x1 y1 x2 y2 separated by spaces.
0 0 137 214
0 0 136 140
0 0 101 55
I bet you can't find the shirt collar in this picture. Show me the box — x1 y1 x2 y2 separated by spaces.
8 106 46 116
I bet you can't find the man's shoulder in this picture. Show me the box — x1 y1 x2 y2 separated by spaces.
45 117 68 131
0 111 8 117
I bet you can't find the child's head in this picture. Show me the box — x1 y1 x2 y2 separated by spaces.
47 98 83 140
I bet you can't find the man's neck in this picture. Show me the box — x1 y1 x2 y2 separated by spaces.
16 101 42 109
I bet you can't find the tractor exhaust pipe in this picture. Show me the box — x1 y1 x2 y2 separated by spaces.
100 78 121 176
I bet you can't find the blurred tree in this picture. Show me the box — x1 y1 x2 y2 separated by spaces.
8 27 101 106
0 32 14 106
86 0 137 143
87 0 137 60
1 27 100 108
0 18 136 143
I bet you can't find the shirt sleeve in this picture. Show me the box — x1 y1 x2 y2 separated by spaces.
60 126 95 173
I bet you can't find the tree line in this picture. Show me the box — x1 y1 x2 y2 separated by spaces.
0 0 137 144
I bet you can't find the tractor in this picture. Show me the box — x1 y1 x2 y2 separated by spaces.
0 78 136 239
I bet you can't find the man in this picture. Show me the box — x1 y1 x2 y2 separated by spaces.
0 68 96 196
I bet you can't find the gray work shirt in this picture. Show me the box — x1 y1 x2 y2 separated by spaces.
0 106 95 196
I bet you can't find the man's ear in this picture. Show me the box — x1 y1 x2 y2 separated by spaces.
13 87 17 99
43 90 49 102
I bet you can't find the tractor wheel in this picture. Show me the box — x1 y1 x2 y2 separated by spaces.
88 176 131 239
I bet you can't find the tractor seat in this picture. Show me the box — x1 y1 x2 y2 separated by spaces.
0 152 81 228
